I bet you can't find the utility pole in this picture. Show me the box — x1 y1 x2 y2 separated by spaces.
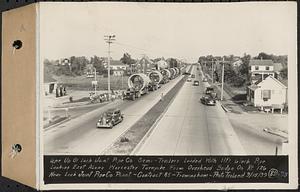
104 35 116 99
94 67 97 93
221 57 225 101
211 59 214 84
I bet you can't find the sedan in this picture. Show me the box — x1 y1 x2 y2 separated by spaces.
193 80 199 86
97 108 124 128
200 96 216 106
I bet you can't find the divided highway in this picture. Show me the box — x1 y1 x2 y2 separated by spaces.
136 66 245 155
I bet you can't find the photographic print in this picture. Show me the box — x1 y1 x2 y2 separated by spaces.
38 1 297 190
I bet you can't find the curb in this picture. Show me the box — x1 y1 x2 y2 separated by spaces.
44 117 71 131
220 102 230 112
263 128 288 139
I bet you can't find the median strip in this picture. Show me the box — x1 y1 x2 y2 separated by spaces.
102 70 191 155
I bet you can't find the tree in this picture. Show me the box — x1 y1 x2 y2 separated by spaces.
120 53 136 65
168 58 178 68
240 54 251 76
255 52 272 60
70 56 89 75
280 67 288 79
91 55 106 74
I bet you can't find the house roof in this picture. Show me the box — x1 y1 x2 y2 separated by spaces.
249 59 274 66
44 73 57 83
110 60 126 66
279 79 288 87
273 63 283 72
248 75 287 90
136 57 153 65
248 84 260 91
256 75 287 88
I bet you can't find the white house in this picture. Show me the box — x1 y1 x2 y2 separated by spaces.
247 76 287 111
249 59 275 83
109 60 127 70
232 59 243 67
113 69 125 76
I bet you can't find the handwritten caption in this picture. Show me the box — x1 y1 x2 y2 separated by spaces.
44 156 288 184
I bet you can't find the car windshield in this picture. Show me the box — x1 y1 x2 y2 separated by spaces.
104 111 113 117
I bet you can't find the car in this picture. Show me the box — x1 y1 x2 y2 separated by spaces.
187 78 192 82
200 96 216 106
96 108 124 128
205 87 214 95
202 78 208 82
193 80 199 86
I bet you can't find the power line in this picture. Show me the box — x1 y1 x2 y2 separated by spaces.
114 41 174 58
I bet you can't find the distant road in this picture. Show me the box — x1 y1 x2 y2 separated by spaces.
136 65 245 155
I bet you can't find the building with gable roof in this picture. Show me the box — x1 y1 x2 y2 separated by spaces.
247 75 287 111
249 59 275 83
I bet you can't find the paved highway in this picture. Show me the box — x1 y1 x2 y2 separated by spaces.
136 66 245 155
44 69 186 155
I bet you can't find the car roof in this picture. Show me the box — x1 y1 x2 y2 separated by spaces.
106 108 120 112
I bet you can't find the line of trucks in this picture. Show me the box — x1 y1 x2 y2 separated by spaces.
124 67 186 100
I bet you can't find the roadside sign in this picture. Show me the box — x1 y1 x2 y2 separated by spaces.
92 81 98 85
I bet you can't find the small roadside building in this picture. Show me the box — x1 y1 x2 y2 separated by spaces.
44 73 57 95
247 76 287 111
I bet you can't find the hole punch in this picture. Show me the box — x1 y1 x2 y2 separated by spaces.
12 40 23 49
9 144 22 158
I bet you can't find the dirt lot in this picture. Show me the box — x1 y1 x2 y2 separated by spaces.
228 112 288 135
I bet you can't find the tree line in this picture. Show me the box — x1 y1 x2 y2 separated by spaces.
44 53 181 77
198 52 288 88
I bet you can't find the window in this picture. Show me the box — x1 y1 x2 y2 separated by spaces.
262 90 271 101
250 90 254 99
255 66 259 70
266 66 270 70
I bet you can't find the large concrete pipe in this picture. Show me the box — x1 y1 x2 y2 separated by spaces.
148 70 163 84
128 73 152 91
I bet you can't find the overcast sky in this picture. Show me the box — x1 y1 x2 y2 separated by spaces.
40 2 296 63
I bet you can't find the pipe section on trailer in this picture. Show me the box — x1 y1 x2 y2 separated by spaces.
128 73 151 91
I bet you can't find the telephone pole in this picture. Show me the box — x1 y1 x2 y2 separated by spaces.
220 57 230 101
221 57 225 100
211 59 214 84
104 35 116 99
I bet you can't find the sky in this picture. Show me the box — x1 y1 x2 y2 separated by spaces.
40 2 296 63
